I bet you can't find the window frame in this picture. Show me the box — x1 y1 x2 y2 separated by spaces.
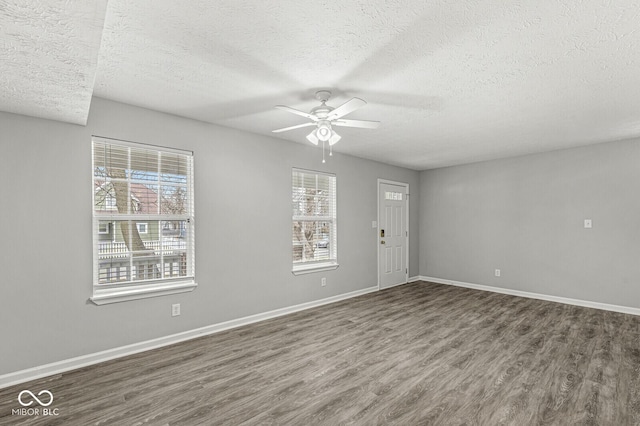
90 136 197 305
136 222 148 234
97 221 110 235
291 168 338 275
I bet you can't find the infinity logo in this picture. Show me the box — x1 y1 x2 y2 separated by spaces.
18 390 53 407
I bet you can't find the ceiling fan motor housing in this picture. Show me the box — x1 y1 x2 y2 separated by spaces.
310 104 333 118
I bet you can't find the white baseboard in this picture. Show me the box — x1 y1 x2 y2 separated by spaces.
378 277 420 290
0 286 378 390
416 276 640 316
408 276 421 283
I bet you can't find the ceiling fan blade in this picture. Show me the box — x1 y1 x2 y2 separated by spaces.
275 105 318 121
326 97 366 120
333 119 380 129
272 122 316 133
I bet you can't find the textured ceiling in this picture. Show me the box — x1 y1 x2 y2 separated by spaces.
0 0 107 125
2 1 640 169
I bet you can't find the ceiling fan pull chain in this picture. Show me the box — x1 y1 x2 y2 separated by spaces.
322 140 326 163
329 144 333 157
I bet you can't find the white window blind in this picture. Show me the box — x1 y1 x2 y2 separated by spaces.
91 137 196 304
292 168 337 273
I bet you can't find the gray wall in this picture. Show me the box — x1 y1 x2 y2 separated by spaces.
0 97 419 375
419 137 640 308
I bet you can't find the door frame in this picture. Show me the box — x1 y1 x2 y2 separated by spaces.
377 178 409 290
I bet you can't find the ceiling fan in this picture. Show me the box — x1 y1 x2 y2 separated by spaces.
273 90 380 149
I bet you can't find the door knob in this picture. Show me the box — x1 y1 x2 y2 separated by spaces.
381 240 386 244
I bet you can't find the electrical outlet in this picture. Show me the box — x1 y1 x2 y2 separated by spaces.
172 303 181 317
321 277 326 287
584 219 592 228
495 269 501 277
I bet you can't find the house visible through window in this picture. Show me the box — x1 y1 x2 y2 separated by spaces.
91 136 196 304
291 168 338 274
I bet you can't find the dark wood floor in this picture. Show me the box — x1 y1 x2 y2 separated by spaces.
2 281 640 425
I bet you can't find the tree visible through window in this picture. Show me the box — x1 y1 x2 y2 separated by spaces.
292 169 337 271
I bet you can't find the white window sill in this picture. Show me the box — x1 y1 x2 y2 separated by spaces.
292 263 339 275
90 280 197 305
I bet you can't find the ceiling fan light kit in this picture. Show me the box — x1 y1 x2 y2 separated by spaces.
317 122 331 141
274 90 380 162
306 130 319 145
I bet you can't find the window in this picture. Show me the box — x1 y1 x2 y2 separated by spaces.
98 221 110 235
291 168 337 274
91 137 196 304
136 222 148 234
385 191 403 201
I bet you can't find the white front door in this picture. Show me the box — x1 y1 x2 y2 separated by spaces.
378 181 408 289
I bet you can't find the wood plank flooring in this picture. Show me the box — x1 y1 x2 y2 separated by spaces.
2 281 640 425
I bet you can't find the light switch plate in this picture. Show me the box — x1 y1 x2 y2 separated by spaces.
584 219 592 229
